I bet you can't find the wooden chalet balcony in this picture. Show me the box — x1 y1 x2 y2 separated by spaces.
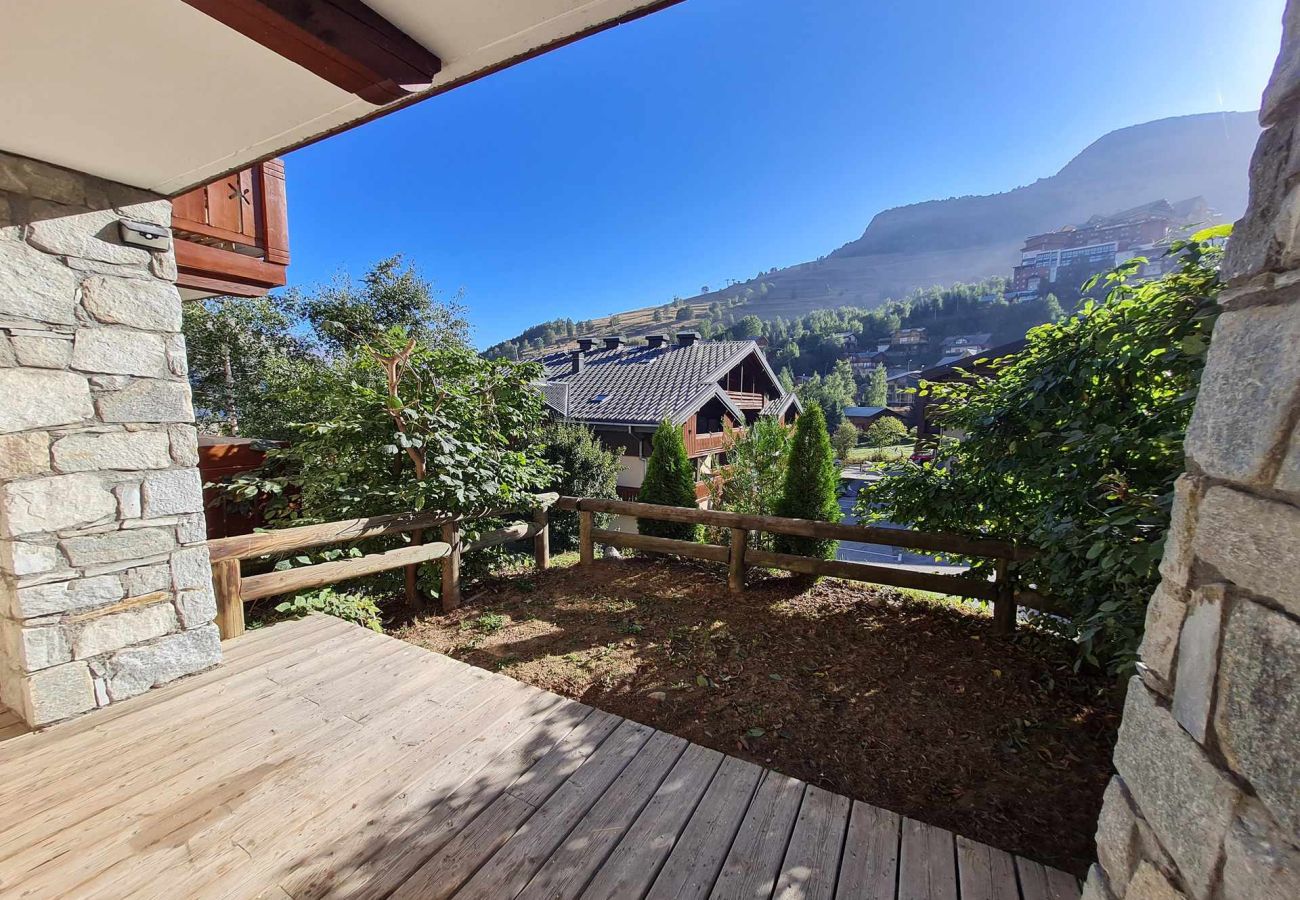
171 159 289 299
724 389 766 410
687 429 731 456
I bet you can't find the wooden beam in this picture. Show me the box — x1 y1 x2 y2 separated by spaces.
592 528 730 564
728 528 747 594
533 508 550 572
213 558 244 639
440 522 461 612
747 549 997 601
175 239 289 291
239 541 450 601
208 510 454 562
182 0 442 104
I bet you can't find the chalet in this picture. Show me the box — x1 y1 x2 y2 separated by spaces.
887 370 922 408
940 333 992 356
843 406 906 430
536 332 798 502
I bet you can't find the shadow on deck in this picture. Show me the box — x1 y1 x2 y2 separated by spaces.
0 615 1081 899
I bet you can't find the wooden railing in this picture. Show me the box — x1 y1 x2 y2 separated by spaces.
207 493 557 639
556 496 1035 634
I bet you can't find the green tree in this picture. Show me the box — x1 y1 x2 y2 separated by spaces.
778 366 796 393
637 420 699 541
733 314 764 339
832 421 859 460
857 232 1226 672
774 405 841 558
863 416 909 448
540 422 621 551
864 364 889 407
715 418 792 551
675 306 694 322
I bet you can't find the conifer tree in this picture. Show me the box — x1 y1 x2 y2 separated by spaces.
637 420 700 541
774 406 841 558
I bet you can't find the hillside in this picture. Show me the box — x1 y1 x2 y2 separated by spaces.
489 111 1259 358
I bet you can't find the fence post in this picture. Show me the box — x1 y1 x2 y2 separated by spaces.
441 520 462 612
213 558 244 640
728 527 747 594
579 509 594 566
533 507 550 571
992 558 1016 635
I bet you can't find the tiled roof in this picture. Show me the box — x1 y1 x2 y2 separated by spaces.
536 339 790 426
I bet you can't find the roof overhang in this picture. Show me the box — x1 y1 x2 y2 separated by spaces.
670 385 745 427
0 0 683 196
705 341 783 395
763 393 802 419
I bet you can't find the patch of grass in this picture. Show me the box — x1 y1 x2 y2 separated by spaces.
474 613 508 634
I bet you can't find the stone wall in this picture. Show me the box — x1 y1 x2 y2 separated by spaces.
1086 8 1300 899
0 151 220 727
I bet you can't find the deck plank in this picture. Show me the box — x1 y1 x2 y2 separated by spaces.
836 801 900 900
645 755 764 900
898 817 958 900
581 743 724 900
709 770 806 900
774 785 853 900
956 835 1019 900
0 615 1079 900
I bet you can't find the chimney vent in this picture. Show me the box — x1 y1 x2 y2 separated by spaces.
676 331 700 347
645 333 670 349
576 337 596 353
569 350 585 375
603 335 626 351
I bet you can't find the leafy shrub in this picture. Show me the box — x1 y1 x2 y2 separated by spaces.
863 416 909 448
774 405 841 558
713 418 792 550
831 421 859 460
274 587 383 632
638 420 700 541
540 422 620 551
856 232 1225 673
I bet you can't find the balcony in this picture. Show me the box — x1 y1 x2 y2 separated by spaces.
724 389 766 410
171 160 289 300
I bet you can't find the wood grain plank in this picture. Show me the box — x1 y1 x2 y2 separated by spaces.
956 835 1019 900
710 770 806 900
774 785 852 900
517 731 688 899
646 755 763 900
581 743 724 900
1017 857 1082 900
898 818 957 900
836 802 900 900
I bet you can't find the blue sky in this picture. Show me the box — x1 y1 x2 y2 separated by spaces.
284 0 1283 348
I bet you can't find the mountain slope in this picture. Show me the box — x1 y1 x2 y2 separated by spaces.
491 111 1259 355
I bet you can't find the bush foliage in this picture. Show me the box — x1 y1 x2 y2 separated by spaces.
856 232 1226 673
713 417 792 550
638 420 700 541
863 416 909 447
541 422 621 551
774 405 842 558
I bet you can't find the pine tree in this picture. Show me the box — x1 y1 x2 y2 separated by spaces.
637 420 700 541
774 405 841 558
865 364 888 406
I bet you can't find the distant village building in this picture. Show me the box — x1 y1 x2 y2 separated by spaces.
843 406 906 431
887 371 922 408
1008 198 1210 300
940 333 992 355
536 333 799 513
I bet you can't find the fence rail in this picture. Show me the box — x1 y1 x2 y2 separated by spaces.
557 495 1033 633
208 493 557 639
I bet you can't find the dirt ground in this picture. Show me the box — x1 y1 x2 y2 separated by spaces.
395 555 1122 876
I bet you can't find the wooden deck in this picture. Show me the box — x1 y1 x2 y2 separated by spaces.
0 615 1082 899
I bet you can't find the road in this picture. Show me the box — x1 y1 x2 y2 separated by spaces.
836 474 967 574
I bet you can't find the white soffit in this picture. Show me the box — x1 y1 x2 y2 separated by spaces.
0 0 679 196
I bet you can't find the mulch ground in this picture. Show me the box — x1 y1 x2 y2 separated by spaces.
394 555 1122 875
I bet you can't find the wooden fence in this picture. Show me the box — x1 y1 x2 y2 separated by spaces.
207 493 557 639
556 496 1035 634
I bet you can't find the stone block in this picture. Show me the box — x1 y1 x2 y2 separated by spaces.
175 585 217 629
0 152 88 206
1157 476 1204 586
1095 777 1139 890
177 514 206 545
0 432 50 479
1185 304 1300 484
26 208 150 267
1216 598 1300 837
170 546 212 591
165 333 187 376
168 425 198 467
12 574 123 618
96 624 220 702
0 239 79 325
1113 679 1241 898
1171 585 1226 743
1194 487 1300 619
1080 866 1116 900
96 378 193 424
72 601 178 659
1126 862 1185 900
142 468 203 517
71 327 168 377
122 563 171 596
50 431 171 473
16 623 72 670
113 482 141 519
0 368 93 433
0 472 115 537
1137 582 1185 693
0 539 63 578
79 275 181 332
23 660 96 724
60 527 175 568
1222 799 1300 900
10 333 72 369
1261 4 1300 126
